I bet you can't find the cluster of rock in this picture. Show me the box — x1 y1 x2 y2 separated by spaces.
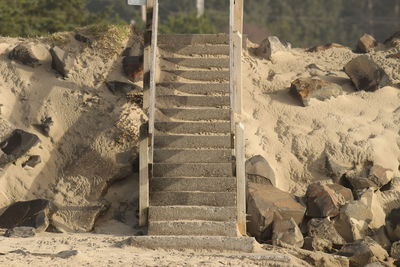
246 154 400 266
256 32 399 107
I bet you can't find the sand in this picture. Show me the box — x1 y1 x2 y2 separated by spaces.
0 27 399 265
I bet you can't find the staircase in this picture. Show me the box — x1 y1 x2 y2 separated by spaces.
148 34 237 237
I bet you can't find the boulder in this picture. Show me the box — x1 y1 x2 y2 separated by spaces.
247 182 305 241
386 208 400 242
391 241 400 259
290 78 342 107
255 36 289 60
326 184 353 203
305 183 344 218
334 200 373 242
0 129 40 167
307 43 347 52
0 199 51 232
368 227 392 252
105 81 142 95
22 155 41 168
5 227 36 238
346 165 393 193
344 55 391 91
307 218 345 246
50 46 74 77
272 215 304 247
339 237 389 267
357 34 378 53
123 41 144 57
359 189 386 229
245 155 276 186
303 237 333 252
123 56 144 82
8 43 50 67
51 203 108 233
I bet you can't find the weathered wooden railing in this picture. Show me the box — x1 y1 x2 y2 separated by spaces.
230 0 246 235
139 0 159 227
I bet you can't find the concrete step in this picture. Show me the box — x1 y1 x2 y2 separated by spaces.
158 34 229 45
156 83 229 95
151 177 236 192
161 57 229 69
148 221 238 236
156 108 230 121
154 121 231 134
160 70 229 82
150 192 236 206
154 135 231 149
159 44 229 56
153 163 233 178
119 236 257 252
153 149 231 163
148 206 237 222
157 95 230 108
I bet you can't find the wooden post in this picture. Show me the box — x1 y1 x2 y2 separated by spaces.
143 0 154 111
233 32 242 114
235 122 246 235
139 123 149 226
233 0 244 34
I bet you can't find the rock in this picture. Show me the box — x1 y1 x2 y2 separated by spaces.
386 208 400 242
344 55 391 92
359 189 386 229
123 41 144 57
290 78 342 107
50 46 74 77
105 81 142 95
391 241 400 259
5 227 36 238
334 200 373 242
386 52 400 59
272 215 304 247
74 33 92 45
384 31 400 47
123 56 143 82
307 43 347 52
22 155 41 168
8 43 50 67
255 36 289 60
357 34 378 53
247 182 305 241
303 237 333 252
326 184 354 203
0 129 40 167
339 237 389 267
369 227 392 252
245 155 276 186
307 218 345 246
346 165 393 193
55 250 79 259
34 116 53 136
51 203 108 233
305 183 344 218
0 199 51 232
325 155 353 182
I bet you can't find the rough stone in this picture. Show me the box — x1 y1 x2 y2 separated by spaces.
359 189 386 229
357 34 378 53
5 227 36 238
255 36 289 60
290 78 342 107
247 183 305 242
245 155 276 186
123 56 143 82
346 165 393 193
51 203 108 233
303 237 333 252
0 129 40 167
325 155 353 182
50 46 74 77
307 218 345 246
344 55 391 91
326 184 354 203
339 237 389 267
334 200 373 243
305 183 343 218
123 41 144 57
22 155 41 168
0 199 51 232
368 227 392 252
386 208 400 242
34 116 53 136
105 81 142 95
272 215 304 248
391 241 400 259
307 43 347 52
8 43 50 67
